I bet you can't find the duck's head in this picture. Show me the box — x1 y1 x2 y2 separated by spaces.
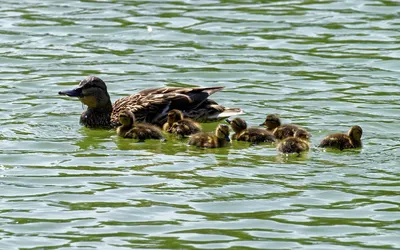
119 109 135 127
216 124 230 142
226 117 247 134
348 125 362 141
167 109 184 124
59 76 111 109
294 128 311 140
260 114 281 129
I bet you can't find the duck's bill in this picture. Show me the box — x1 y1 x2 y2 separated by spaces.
58 88 82 97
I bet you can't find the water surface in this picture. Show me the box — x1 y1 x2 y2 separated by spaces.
0 0 399 249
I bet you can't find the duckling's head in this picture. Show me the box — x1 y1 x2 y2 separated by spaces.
294 128 311 140
216 124 230 142
167 109 184 124
119 109 135 127
226 118 247 134
348 125 362 141
59 76 111 109
260 114 281 129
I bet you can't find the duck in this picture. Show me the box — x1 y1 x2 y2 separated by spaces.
117 109 164 141
163 109 201 137
226 117 275 143
319 125 362 150
59 76 243 129
260 114 309 140
188 124 230 148
277 128 311 154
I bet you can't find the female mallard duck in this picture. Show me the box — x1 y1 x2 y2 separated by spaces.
59 76 243 129
319 125 362 150
188 124 230 148
226 117 275 143
260 114 309 140
163 109 201 137
117 109 164 141
277 128 311 154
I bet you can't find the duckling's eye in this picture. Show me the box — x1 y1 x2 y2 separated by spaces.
218 129 228 137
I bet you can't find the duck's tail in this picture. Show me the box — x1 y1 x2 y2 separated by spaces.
201 86 225 96
206 107 244 122
214 107 244 119
185 99 244 123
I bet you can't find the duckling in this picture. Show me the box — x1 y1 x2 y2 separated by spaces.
226 118 275 143
277 128 311 154
260 114 309 140
188 124 230 148
117 109 164 141
319 125 362 150
163 109 201 137
59 76 243 129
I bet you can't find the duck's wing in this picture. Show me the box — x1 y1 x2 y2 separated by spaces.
141 86 225 111
111 87 228 126
185 99 243 123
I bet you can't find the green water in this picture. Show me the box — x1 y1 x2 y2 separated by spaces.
0 0 399 249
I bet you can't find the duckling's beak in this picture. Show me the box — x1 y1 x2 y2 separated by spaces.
58 88 83 97
225 135 231 142
225 119 231 124
259 122 266 126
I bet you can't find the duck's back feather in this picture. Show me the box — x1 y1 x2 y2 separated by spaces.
169 119 201 137
319 133 354 150
188 132 228 148
110 86 239 127
273 124 302 140
237 128 276 143
124 123 164 141
277 137 310 154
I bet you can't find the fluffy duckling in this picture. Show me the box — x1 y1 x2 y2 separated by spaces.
226 118 275 143
260 114 309 140
188 124 230 148
117 109 164 141
59 76 243 129
319 125 362 150
277 128 311 154
163 109 201 137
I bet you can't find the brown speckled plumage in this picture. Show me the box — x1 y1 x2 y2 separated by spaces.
260 114 309 140
117 109 163 141
277 128 311 154
163 109 201 137
226 117 275 143
319 126 362 150
188 124 230 148
59 76 243 129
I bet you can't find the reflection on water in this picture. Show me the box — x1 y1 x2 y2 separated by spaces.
0 0 399 249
